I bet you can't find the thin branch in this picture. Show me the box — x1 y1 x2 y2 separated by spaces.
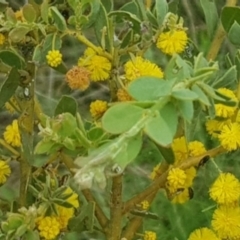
107 174 123 240
206 0 237 61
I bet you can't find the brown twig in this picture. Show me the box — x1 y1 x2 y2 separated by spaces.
107 174 123 240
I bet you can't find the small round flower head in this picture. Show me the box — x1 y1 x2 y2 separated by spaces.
117 88 133 102
212 206 240 239
209 172 240 205
215 88 238 118
0 33 5 45
188 141 206 157
37 216 60 240
65 66 90 91
218 122 240 151
140 200 150 210
3 120 21 147
144 231 157 240
0 160 11 184
188 227 220 240
156 30 188 55
205 119 229 138
124 56 164 82
56 205 74 230
166 168 186 193
172 136 188 163
46 50 62 67
78 47 111 81
90 100 108 118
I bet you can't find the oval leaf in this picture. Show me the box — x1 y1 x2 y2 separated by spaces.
22 4 36 22
54 95 77 116
0 50 25 69
50 6 67 32
172 89 198 100
102 103 143 134
221 6 240 33
177 100 194 122
0 67 20 108
128 77 173 101
144 116 175 147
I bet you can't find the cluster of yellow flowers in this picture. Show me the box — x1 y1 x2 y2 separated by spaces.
206 88 240 151
36 187 79 240
188 172 240 240
46 50 63 68
3 119 21 147
163 137 205 204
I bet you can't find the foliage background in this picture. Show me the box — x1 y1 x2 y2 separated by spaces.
1 0 239 239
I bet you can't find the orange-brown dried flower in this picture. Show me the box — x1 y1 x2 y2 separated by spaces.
65 66 90 91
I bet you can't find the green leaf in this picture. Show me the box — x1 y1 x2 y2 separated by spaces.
94 2 110 51
50 6 67 32
159 102 178 137
67 0 77 10
228 21 240 46
34 140 56 154
221 6 240 32
168 0 179 13
177 100 194 122
200 0 218 36
144 115 176 147
87 127 105 141
191 84 210 106
69 202 95 232
128 77 173 101
22 4 36 22
155 0 168 26
80 0 101 29
172 89 198 100
40 0 49 23
24 230 40 240
8 26 31 43
54 95 77 116
212 66 237 88
146 9 158 28
121 0 139 14
0 67 20 108
0 50 25 69
101 0 113 12
102 103 143 134
62 232 79 240
108 11 141 32
115 134 142 169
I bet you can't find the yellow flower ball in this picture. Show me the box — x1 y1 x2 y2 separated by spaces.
90 100 108 118
3 120 21 147
0 160 11 184
37 216 60 240
188 227 220 240
140 200 150 210
144 231 157 240
78 47 111 81
188 141 206 157
56 205 74 230
212 206 240 239
209 172 240 205
46 50 62 67
172 136 188 163
124 56 164 82
166 168 186 193
156 30 188 55
218 122 240 151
